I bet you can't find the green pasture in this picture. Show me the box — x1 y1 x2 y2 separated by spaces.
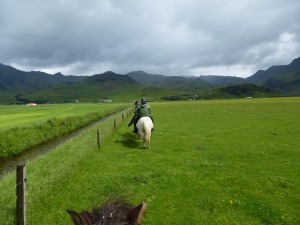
0 103 129 129
0 97 299 224
0 103 129 157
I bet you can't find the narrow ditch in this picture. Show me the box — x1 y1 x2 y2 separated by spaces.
0 109 131 178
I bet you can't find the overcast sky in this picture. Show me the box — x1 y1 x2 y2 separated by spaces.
0 0 299 78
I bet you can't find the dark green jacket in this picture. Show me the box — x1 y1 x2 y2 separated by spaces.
136 103 151 117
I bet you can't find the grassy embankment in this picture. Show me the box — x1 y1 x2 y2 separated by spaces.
0 103 129 158
0 97 299 224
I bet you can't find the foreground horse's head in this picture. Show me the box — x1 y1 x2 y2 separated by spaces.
67 198 147 225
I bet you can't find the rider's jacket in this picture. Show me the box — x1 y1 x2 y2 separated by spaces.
136 103 151 117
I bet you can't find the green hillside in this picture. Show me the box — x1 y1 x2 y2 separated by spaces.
0 63 86 98
127 71 212 89
19 84 195 103
209 84 278 99
8 80 279 104
246 57 300 95
18 72 196 103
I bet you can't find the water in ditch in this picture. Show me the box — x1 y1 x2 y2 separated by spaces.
0 110 129 178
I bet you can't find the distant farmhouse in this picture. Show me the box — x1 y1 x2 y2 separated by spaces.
97 99 113 103
26 103 37 106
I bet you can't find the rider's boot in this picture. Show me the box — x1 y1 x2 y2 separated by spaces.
132 124 138 133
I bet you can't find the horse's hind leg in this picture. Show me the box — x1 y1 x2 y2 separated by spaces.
143 136 150 149
144 137 150 149
144 138 147 149
137 131 142 140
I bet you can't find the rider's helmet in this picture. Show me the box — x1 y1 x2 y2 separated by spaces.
141 97 147 104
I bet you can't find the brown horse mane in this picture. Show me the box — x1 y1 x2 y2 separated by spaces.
67 196 147 225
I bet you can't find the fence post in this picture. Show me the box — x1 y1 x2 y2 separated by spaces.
114 119 117 129
16 163 26 225
122 113 124 122
97 129 101 148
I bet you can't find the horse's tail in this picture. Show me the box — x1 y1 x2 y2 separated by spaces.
143 119 152 148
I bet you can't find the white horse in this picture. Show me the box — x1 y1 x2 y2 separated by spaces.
136 117 153 149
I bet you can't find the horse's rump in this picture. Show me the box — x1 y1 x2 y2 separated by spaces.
136 117 153 149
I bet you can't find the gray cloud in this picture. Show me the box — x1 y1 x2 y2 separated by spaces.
0 0 299 77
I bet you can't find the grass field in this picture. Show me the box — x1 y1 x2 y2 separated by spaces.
0 97 299 224
0 103 129 157
0 103 129 129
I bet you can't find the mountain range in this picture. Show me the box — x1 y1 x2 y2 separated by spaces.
0 57 299 104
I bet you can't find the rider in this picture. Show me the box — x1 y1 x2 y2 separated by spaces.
131 97 154 133
128 100 140 128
